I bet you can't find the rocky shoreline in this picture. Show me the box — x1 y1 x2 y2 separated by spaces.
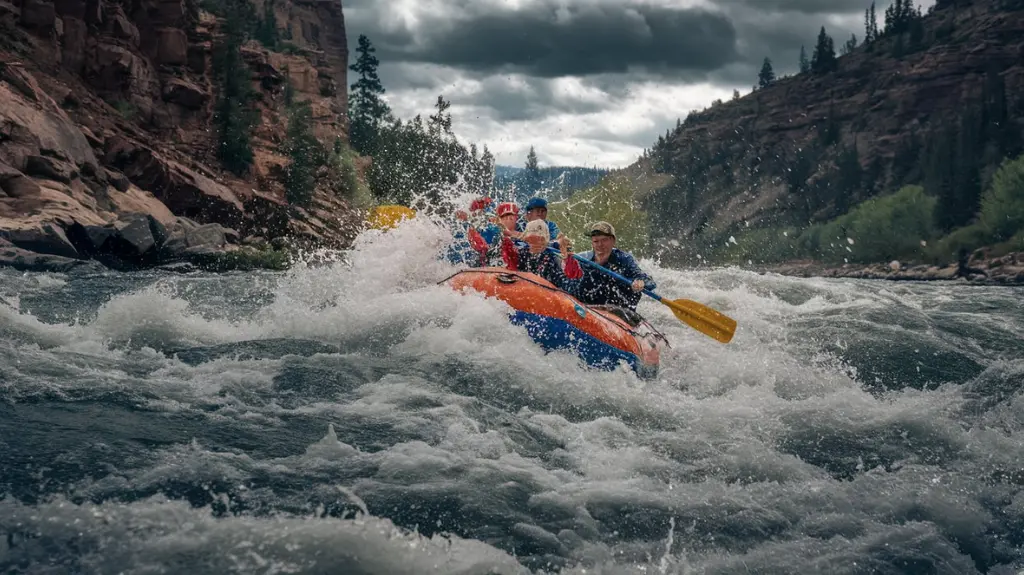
1 212 294 274
758 251 1024 286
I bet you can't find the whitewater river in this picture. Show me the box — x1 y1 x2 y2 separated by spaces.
2 219 1023 574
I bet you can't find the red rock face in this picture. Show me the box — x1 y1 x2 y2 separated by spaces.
1 0 358 268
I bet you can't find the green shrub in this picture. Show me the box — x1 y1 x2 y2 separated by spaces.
925 223 990 263
705 226 806 264
978 153 1024 242
328 140 373 208
808 185 938 263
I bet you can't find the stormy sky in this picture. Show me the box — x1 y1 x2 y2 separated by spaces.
341 0 934 168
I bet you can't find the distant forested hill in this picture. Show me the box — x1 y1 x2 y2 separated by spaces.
493 165 610 203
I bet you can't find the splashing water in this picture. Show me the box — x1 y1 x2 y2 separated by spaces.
1 217 1024 574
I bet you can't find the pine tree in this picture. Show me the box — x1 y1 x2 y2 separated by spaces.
811 27 837 74
427 94 452 135
212 0 257 176
523 146 541 193
758 57 775 89
864 2 879 43
348 35 392 155
283 98 320 207
255 0 278 49
870 3 879 38
841 33 857 55
798 45 810 73
884 0 920 36
480 145 495 191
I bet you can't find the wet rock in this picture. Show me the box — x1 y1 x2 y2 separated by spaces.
112 213 155 255
184 223 226 249
0 221 78 258
0 237 100 272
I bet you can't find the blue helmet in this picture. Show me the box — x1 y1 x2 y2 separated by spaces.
524 197 548 211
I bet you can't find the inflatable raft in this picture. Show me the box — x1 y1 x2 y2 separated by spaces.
445 267 669 378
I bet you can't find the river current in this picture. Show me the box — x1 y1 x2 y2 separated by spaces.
2 218 1023 574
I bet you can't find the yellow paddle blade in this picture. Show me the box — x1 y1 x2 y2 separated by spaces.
367 205 416 230
661 298 737 344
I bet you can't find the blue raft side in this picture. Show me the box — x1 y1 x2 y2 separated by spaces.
509 310 658 379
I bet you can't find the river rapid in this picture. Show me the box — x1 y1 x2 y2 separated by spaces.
2 217 1023 574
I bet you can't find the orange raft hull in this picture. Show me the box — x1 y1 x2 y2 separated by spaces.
446 267 667 378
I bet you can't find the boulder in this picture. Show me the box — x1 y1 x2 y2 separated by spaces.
0 238 100 272
184 223 226 248
108 7 140 46
103 137 244 227
0 220 78 258
0 81 98 171
24 155 77 183
105 184 176 227
112 213 156 255
0 161 42 198
161 77 208 109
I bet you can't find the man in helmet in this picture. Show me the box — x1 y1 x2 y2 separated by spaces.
516 197 561 250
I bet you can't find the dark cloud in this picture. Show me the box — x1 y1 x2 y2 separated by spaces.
351 3 740 78
339 0 936 166
712 0 873 15
460 78 611 122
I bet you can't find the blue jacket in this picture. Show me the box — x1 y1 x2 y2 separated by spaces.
511 244 579 293
444 220 503 266
573 248 656 310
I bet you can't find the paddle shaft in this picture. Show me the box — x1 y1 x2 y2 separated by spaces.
546 247 661 301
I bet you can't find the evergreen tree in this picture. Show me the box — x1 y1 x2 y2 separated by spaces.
348 35 393 155
523 146 542 193
211 0 257 176
283 96 321 207
757 57 775 89
841 33 858 55
883 0 920 36
427 94 453 135
480 146 495 191
798 45 810 73
811 27 837 74
864 2 879 43
255 0 278 48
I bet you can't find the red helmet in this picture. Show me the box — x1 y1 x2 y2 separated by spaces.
469 197 493 212
496 202 519 217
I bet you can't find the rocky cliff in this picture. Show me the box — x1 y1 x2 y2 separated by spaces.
0 0 361 272
640 0 1024 265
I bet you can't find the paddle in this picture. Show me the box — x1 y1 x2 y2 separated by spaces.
547 247 737 344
